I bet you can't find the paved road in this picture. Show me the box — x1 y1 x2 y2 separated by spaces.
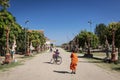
0 48 120 80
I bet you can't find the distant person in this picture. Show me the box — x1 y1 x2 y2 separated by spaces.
70 49 78 74
50 47 53 52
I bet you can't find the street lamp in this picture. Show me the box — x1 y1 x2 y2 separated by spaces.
88 20 92 46
24 20 30 56
88 20 92 32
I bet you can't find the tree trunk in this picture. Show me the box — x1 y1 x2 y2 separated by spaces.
84 40 93 58
111 30 116 62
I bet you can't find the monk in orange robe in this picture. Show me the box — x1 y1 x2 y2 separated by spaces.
70 50 78 74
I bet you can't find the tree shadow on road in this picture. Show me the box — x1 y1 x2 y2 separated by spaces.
78 55 85 58
79 60 103 63
53 70 70 74
78 55 103 60
112 67 120 71
92 57 103 60
78 55 104 63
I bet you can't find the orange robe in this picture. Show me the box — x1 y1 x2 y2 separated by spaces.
70 53 78 70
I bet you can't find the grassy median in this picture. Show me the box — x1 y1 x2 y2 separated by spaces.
0 61 23 72
85 52 120 72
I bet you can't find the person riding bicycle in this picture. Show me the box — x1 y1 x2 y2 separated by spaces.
50 49 62 64
53 49 60 61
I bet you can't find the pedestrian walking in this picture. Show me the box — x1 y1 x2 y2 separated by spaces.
70 49 78 74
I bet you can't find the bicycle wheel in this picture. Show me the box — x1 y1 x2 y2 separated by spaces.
56 56 62 65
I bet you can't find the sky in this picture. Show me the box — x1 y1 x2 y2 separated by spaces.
8 0 120 45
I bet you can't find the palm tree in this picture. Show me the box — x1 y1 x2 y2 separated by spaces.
0 0 22 63
0 0 10 10
77 30 98 58
108 22 117 62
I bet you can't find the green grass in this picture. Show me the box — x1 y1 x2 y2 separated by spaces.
96 61 120 72
0 61 23 72
0 51 47 72
85 52 120 72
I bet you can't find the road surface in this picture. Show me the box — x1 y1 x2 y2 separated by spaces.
0 48 120 80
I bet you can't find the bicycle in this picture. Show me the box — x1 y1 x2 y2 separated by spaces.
50 55 62 65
